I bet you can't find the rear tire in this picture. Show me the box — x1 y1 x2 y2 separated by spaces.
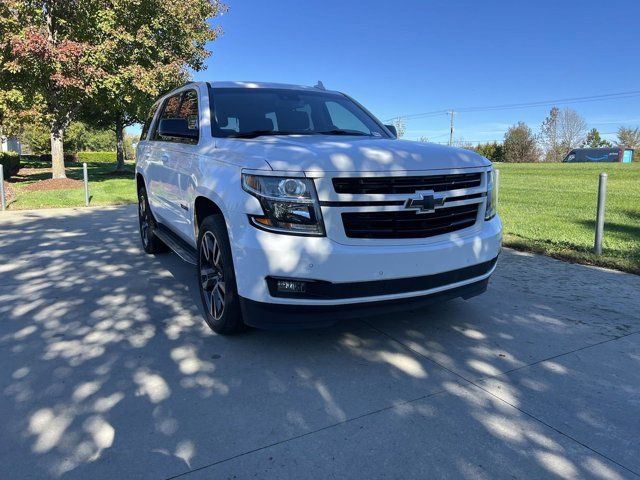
138 187 169 254
197 215 245 334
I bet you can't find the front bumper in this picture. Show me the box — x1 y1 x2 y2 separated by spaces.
240 276 490 330
227 211 502 306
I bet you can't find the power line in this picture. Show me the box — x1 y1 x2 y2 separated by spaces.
385 89 640 122
413 131 620 145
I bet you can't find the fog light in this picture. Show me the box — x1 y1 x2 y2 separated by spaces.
277 280 307 294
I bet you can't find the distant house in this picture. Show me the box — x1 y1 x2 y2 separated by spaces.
563 147 633 163
0 135 22 155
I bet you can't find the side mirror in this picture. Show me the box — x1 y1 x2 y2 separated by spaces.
157 118 198 140
384 124 398 138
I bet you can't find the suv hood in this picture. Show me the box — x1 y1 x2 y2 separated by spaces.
219 136 491 173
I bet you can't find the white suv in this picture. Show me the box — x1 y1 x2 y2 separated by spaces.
136 81 502 334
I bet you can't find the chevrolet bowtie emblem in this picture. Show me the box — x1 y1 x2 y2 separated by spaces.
404 191 446 214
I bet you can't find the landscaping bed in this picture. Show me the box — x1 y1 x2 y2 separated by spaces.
21 178 84 191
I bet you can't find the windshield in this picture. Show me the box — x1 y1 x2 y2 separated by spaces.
209 88 390 138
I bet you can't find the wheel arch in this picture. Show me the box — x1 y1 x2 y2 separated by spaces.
193 196 225 240
136 173 147 193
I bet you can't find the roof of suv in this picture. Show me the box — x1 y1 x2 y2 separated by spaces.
207 81 340 93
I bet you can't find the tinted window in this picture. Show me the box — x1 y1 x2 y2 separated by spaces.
210 88 388 138
179 90 199 133
140 103 159 141
152 90 199 144
163 94 181 119
326 101 369 134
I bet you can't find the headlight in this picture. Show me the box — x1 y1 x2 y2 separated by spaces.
485 168 497 220
242 174 325 236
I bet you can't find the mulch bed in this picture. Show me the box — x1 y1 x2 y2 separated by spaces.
15 167 47 176
21 178 84 192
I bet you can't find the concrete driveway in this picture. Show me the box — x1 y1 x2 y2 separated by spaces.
0 205 638 480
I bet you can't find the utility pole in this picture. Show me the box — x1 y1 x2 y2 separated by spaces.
448 110 455 146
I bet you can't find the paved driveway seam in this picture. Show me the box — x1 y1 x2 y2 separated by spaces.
361 320 640 478
167 388 450 480
480 330 640 382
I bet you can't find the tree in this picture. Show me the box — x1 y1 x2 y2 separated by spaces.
1 1 108 178
454 137 474 150
65 122 116 152
20 123 50 154
503 122 540 163
538 107 587 161
538 107 562 162
392 117 406 138
0 6 44 139
1 0 225 177
83 0 225 170
20 121 116 154
615 127 640 150
557 108 587 154
473 142 504 163
582 128 611 148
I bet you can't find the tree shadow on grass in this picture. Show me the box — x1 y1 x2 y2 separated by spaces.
624 209 640 222
576 218 640 260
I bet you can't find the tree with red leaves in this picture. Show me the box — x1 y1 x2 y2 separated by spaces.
1 0 224 177
1 1 108 178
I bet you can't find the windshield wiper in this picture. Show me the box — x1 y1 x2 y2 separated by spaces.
227 130 278 139
318 129 372 136
228 129 373 139
227 130 316 139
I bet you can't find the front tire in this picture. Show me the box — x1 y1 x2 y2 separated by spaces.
197 215 245 334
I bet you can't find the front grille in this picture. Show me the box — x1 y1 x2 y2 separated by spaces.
342 204 479 239
333 173 482 194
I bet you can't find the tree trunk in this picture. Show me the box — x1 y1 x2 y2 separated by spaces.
115 115 125 171
50 124 66 179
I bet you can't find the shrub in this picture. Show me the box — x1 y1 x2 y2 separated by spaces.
0 151 21 179
472 142 504 163
76 151 117 163
503 122 540 163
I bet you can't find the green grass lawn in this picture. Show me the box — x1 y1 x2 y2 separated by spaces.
496 162 640 274
7 157 136 210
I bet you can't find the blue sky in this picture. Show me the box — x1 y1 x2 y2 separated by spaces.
185 0 640 143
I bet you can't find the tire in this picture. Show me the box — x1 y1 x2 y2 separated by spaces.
197 215 245 334
138 187 169 254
